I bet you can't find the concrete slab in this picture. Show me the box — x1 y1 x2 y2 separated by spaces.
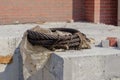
28 48 120 80
0 24 36 80
101 40 109 48
50 48 120 80
117 39 120 49
0 23 119 80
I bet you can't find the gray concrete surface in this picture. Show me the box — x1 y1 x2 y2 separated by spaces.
0 24 35 80
118 39 120 49
101 40 109 48
50 48 120 80
0 22 120 80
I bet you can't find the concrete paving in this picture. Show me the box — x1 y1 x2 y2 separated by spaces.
0 22 120 80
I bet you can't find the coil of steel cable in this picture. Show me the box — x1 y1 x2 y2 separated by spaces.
27 28 90 50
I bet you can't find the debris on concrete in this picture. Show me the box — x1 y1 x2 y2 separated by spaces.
89 38 95 44
0 55 12 64
107 37 117 47
101 40 109 48
66 19 74 23
101 37 120 48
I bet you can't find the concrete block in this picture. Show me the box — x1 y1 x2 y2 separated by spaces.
26 69 43 80
43 54 64 80
0 37 21 80
101 40 109 48
0 24 35 80
117 39 120 49
107 37 117 47
42 48 120 80
0 48 20 80
105 54 120 79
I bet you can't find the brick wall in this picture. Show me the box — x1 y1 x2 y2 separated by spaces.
0 0 118 25
94 0 100 23
0 0 86 24
100 0 118 25
85 0 94 22
73 0 85 21
0 0 73 24
84 0 118 25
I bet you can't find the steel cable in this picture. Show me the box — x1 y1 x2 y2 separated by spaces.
27 28 90 50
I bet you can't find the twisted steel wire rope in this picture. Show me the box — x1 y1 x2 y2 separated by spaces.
27 28 90 50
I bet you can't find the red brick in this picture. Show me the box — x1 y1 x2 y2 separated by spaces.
100 0 118 25
0 0 118 25
107 37 117 47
